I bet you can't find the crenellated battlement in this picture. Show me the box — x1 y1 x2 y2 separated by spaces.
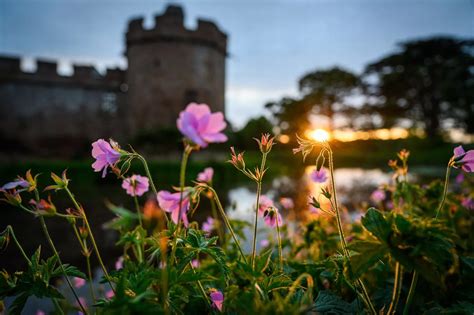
126 5 227 55
0 4 225 153
0 55 125 89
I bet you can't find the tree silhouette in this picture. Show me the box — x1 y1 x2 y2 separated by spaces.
298 67 360 130
364 36 474 137
265 68 360 138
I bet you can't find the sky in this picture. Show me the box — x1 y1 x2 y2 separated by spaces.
0 0 472 127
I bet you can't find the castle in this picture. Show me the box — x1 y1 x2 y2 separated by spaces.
0 5 227 155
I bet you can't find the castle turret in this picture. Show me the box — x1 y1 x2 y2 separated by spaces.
125 5 227 133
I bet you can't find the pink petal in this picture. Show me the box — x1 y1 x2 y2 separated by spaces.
454 145 465 157
91 140 105 158
185 103 211 119
171 206 180 224
201 132 228 143
157 191 179 212
178 112 207 147
92 159 107 172
204 112 226 133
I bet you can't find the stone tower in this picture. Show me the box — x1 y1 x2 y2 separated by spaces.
125 5 227 134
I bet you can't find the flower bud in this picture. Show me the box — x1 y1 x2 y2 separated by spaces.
79 226 88 239
45 170 69 191
310 196 321 209
255 133 275 154
321 187 332 200
228 147 246 170
397 149 410 162
1 191 22 207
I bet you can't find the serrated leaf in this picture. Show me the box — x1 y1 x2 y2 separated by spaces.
348 240 388 278
313 290 355 315
361 208 391 242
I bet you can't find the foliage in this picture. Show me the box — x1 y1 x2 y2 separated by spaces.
0 135 473 315
363 36 474 136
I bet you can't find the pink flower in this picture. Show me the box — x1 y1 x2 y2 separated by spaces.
115 256 124 270
202 216 215 234
121 175 149 197
462 197 474 210
210 289 224 312
260 239 270 247
456 172 465 184
91 139 121 177
1 179 29 191
73 277 86 288
197 167 214 183
36 311 46 315
310 168 327 183
453 146 474 172
191 259 200 268
370 189 386 202
258 195 274 217
263 208 283 228
177 103 227 148
106 289 115 299
157 190 190 227
280 197 294 209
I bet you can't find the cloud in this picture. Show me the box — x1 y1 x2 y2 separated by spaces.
226 85 297 128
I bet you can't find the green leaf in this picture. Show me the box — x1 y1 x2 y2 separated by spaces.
9 293 29 315
313 290 355 315
255 248 273 273
361 208 391 242
348 240 388 278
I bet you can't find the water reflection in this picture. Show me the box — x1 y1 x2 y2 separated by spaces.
226 167 401 251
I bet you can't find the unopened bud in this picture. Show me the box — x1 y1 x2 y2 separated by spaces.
79 226 88 239
255 133 275 154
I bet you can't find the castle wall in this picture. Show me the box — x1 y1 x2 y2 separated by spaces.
0 5 227 155
0 56 126 155
125 5 227 133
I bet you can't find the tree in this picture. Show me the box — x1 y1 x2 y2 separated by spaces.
298 67 361 130
265 97 312 138
265 68 361 138
363 36 474 137
234 116 274 149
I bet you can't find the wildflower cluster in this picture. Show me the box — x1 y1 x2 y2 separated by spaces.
0 102 472 315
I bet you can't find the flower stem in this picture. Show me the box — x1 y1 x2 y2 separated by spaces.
208 186 247 263
64 187 114 292
275 215 283 272
6 226 31 265
39 216 88 315
169 146 192 265
134 195 143 228
71 223 96 303
327 146 376 315
52 297 65 315
86 253 97 303
435 161 452 218
251 152 267 269
210 194 225 243
403 271 418 315
387 262 403 315
137 154 169 224
189 262 211 308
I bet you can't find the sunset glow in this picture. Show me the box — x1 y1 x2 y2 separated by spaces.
307 129 330 142
304 127 410 142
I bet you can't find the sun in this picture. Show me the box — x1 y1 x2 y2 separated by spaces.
307 129 330 142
